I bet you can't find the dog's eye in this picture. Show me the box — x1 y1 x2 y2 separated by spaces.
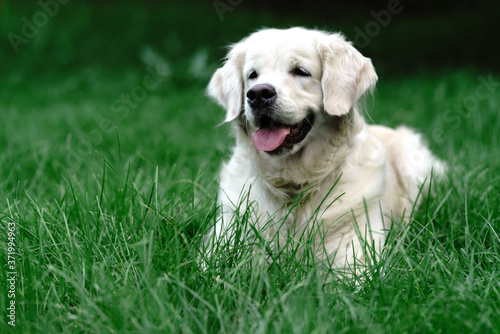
248 71 258 80
292 67 311 77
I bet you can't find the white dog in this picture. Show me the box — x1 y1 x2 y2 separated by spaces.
205 27 444 269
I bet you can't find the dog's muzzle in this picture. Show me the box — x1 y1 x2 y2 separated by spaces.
246 83 314 155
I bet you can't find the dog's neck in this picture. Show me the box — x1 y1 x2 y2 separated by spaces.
235 108 365 200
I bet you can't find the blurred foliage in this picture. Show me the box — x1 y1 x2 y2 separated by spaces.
0 0 499 81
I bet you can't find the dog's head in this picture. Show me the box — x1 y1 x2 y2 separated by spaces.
207 27 377 156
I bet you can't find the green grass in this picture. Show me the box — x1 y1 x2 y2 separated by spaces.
1 1 500 333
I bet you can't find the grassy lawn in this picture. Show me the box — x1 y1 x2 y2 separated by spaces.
1 1 499 333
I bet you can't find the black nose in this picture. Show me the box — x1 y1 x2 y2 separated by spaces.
246 84 276 108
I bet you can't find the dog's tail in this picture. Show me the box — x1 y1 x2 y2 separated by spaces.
395 126 446 200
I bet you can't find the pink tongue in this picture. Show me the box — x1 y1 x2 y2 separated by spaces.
252 127 291 152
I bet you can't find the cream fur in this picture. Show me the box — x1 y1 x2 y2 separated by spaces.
205 27 444 268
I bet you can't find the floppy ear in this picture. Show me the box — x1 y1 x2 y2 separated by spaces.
320 33 378 116
206 41 246 122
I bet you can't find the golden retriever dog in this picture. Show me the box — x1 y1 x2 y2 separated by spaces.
205 27 444 269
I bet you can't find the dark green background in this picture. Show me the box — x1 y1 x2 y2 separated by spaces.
1 0 499 78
